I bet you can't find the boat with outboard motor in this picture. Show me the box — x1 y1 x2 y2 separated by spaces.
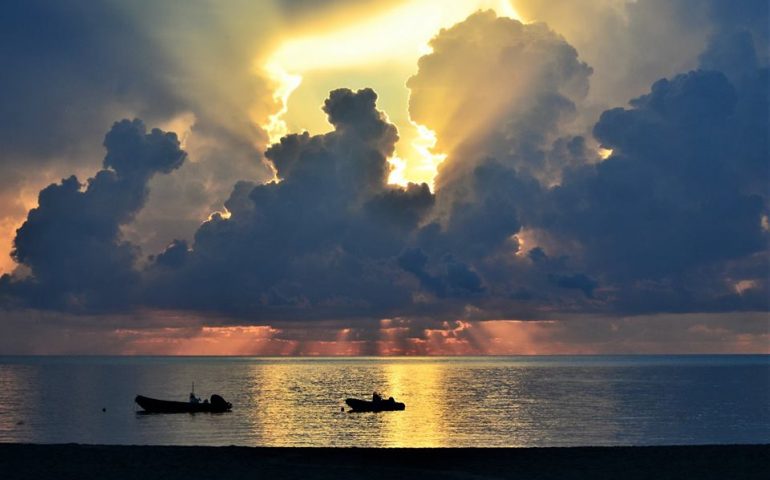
345 392 405 412
135 386 232 413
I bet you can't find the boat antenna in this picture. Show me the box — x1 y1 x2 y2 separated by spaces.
192 381 195 394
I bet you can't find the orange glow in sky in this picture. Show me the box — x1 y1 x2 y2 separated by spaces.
89 315 770 356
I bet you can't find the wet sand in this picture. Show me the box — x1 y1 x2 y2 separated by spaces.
0 444 767 479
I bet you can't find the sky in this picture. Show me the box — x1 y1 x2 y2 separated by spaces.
0 0 767 355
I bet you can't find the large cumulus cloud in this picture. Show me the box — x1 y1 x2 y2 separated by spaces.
402 13 598 309
405 8 768 317
408 11 593 189
1 5 767 329
0 0 286 275
527 2 769 313
0 0 189 274
401 11 601 314
513 0 768 125
1 120 185 310
141 88 436 319
546 73 767 311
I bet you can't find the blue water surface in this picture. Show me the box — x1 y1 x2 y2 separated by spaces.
0 355 767 446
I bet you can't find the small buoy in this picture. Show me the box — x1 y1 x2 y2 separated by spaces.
102 408 106 412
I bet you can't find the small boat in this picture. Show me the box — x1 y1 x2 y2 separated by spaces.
345 396 405 412
135 394 232 413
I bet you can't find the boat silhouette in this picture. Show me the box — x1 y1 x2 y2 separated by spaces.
345 393 405 412
135 394 232 413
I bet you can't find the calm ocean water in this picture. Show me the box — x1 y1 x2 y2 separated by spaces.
0 356 767 447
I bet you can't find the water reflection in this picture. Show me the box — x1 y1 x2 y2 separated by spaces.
381 362 446 446
0 366 31 442
0 356 766 446
232 359 452 447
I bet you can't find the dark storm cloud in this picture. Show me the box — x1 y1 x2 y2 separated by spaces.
399 11 607 316
706 0 769 63
0 0 182 162
0 0 277 272
404 8 768 317
547 273 597 299
1 7 767 326
2 120 185 311
514 0 767 128
397 248 484 299
536 64 768 312
141 88 436 319
427 161 541 259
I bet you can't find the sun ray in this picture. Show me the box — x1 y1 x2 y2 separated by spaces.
263 63 303 145
259 1 522 187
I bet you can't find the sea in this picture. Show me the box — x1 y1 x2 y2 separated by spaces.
0 356 767 447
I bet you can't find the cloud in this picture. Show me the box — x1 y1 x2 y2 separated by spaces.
2 120 185 311
407 10 593 188
405 8 766 317
398 11 604 316
140 88 435 319
0 5 767 346
548 273 597 298
511 0 766 125
0 1 184 163
397 248 484 298
0 0 284 276
0 309 765 355
514 1 709 105
537 64 768 312
705 0 769 64
0 1 192 274
399 13 603 319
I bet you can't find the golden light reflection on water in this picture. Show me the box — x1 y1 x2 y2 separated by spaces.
2 358 766 446
239 358 453 446
248 362 298 446
381 361 447 447
0 356 623 445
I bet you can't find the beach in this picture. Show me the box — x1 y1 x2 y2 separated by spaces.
1 444 767 480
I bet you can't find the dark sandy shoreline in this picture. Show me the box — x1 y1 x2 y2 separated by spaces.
1 444 767 479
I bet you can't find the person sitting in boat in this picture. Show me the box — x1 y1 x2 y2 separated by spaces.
372 392 382 403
